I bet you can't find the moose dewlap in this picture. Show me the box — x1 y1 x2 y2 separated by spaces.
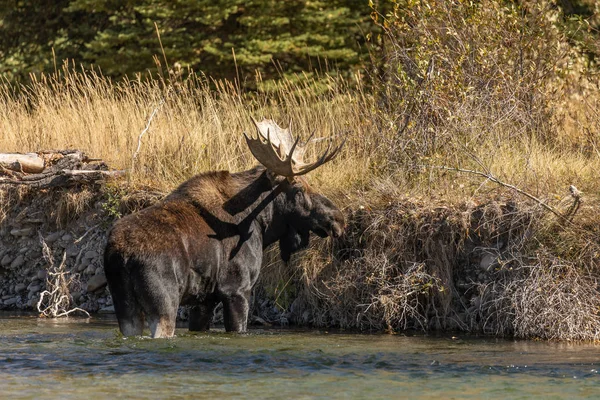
104 118 345 338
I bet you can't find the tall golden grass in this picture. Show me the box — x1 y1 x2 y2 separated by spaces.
0 67 373 192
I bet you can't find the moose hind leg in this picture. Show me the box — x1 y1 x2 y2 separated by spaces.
132 262 179 338
117 308 145 337
222 291 251 333
148 315 176 338
106 266 144 336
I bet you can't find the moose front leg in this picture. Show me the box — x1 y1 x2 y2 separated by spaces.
221 291 251 333
189 296 218 332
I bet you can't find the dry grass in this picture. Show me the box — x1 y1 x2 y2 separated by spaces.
0 67 372 192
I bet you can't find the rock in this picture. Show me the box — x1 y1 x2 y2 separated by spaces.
77 261 89 272
84 265 96 275
26 249 42 259
15 283 26 292
27 284 41 293
61 234 73 242
479 252 497 272
10 227 33 237
37 270 47 280
251 315 270 326
1 254 13 267
86 273 107 292
10 255 25 269
66 244 79 257
44 231 62 244
98 305 115 314
4 297 18 306
94 266 104 275
19 246 29 254
84 250 99 260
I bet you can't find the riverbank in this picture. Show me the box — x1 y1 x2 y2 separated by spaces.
1 168 599 340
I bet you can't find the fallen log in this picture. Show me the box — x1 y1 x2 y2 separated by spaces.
0 169 125 189
0 153 45 173
0 150 123 189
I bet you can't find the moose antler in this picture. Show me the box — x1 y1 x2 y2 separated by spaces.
243 117 345 178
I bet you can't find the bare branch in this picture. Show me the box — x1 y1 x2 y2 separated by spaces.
431 165 571 223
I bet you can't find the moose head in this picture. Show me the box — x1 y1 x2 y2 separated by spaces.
243 117 345 260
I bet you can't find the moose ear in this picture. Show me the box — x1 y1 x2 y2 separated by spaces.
265 171 283 186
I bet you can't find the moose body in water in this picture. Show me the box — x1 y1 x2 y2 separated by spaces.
104 119 345 337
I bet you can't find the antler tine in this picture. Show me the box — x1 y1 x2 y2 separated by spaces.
244 117 345 178
295 136 346 176
304 130 316 146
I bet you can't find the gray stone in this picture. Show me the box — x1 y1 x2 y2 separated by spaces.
84 250 99 260
10 255 25 269
77 261 89 272
44 231 62 244
86 273 107 292
94 266 104 275
66 244 79 257
1 254 13 267
27 284 41 293
10 227 33 237
15 283 26 292
84 265 96 275
98 305 115 314
4 297 18 305
37 270 47 280
19 246 29 254
26 249 42 259
61 234 73 242
479 253 497 272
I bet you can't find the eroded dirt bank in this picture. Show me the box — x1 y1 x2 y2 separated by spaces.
1 156 599 339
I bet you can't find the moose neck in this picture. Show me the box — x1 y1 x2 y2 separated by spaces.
224 167 290 249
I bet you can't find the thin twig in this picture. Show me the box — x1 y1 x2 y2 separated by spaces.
432 165 568 222
130 97 168 176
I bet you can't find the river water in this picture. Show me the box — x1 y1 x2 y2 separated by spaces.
0 312 599 399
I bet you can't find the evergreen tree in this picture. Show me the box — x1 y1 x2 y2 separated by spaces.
1 0 371 84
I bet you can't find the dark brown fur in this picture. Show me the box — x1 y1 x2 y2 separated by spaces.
104 166 344 337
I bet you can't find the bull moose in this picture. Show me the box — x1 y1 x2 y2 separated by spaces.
104 118 345 338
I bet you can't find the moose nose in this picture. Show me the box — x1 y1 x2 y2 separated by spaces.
332 224 343 238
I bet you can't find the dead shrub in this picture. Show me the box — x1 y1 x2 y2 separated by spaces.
37 236 89 318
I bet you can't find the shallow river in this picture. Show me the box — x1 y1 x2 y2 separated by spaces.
0 313 599 399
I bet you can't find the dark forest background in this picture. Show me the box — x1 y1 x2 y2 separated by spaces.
1 0 598 85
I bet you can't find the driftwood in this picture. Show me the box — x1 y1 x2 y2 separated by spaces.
0 150 124 189
0 153 45 173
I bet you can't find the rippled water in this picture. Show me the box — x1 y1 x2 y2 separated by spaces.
1 312 599 399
